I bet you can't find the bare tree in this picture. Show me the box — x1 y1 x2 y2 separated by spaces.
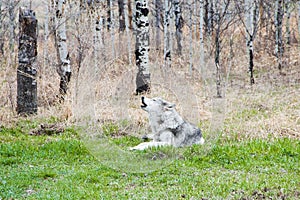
155 0 162 50
55 0 71 99
174 0 182 55
17 7 38 115
298 1 300 42
244 0 259 85
285 0 291 46
199 0 205 77
118 0 125 32
275 0 284 71
164 0 171 67
0 0 4 55
212 0 235 97
188 0 193 75
135 0 150 94
124 0 132 64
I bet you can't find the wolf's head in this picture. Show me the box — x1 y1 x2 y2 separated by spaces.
141 96 175 113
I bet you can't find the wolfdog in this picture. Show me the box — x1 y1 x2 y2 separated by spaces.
130 97 204 150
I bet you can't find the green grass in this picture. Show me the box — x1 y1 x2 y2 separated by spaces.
0 122 300 199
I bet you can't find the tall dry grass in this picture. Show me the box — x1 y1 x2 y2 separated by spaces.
0 1 299 139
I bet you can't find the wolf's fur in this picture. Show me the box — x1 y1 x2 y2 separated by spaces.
130 97 204 150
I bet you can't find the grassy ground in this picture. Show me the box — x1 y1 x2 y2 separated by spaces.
0 119 299 200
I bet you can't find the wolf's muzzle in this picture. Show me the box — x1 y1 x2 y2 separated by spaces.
141 96 147 108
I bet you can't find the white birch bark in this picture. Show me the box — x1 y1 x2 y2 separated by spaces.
94 8 101 76
297 1 300 49
109 0 116 58
124 0 132 64
55 0 71 97
298 1 300 43
199 0 205 77
193 0 197 40
245 0 255 84
188 0 193 75
245 0 253 45
155 0 161 50
135 0 150 94
164 0 171 67
275 0 283 71
0 0 3 54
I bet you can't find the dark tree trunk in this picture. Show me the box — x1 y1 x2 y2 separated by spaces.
135 0 150 94
204 0 209 34
107 0 111 30
275 0 283 71
174 0 182 55
214 2 222 98
17 7 38 115
118 0 126 31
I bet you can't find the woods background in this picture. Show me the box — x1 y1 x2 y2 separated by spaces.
0 0 299 139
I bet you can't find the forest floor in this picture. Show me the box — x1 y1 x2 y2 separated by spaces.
0 59 299 199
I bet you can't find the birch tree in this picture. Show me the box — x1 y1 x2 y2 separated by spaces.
155 0 162 50
108 0 115 58
164 0 171 67
55 0 71 99
275 0 284 71
124 0 132 64
135 0 150 94
17 7 38 115
244 0 259 85
285 0 291 46
212 0 234 97
174 0 182 55
298 1 300 42
0 0 3 55
188 0 193 74
199 0 205 76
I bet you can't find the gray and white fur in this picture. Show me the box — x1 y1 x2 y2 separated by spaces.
130 97 204 150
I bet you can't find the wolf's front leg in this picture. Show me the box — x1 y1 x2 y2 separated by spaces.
129 141 170 151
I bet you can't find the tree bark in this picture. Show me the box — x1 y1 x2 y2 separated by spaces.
214 1 222 98
275 0 283 71
118 0 126 32
135 0 150 94
199 0 205 76
164 0 171 67
9 0 16 53
285 0 291 46
174 0 182 55
188 0 193 75
0 0 4 55
17 7 38 115
298 1 300 44
124 0 132 64
155 0 162 50
55 0 71 99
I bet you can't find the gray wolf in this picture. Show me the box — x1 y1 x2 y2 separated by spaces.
130 96 204 150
